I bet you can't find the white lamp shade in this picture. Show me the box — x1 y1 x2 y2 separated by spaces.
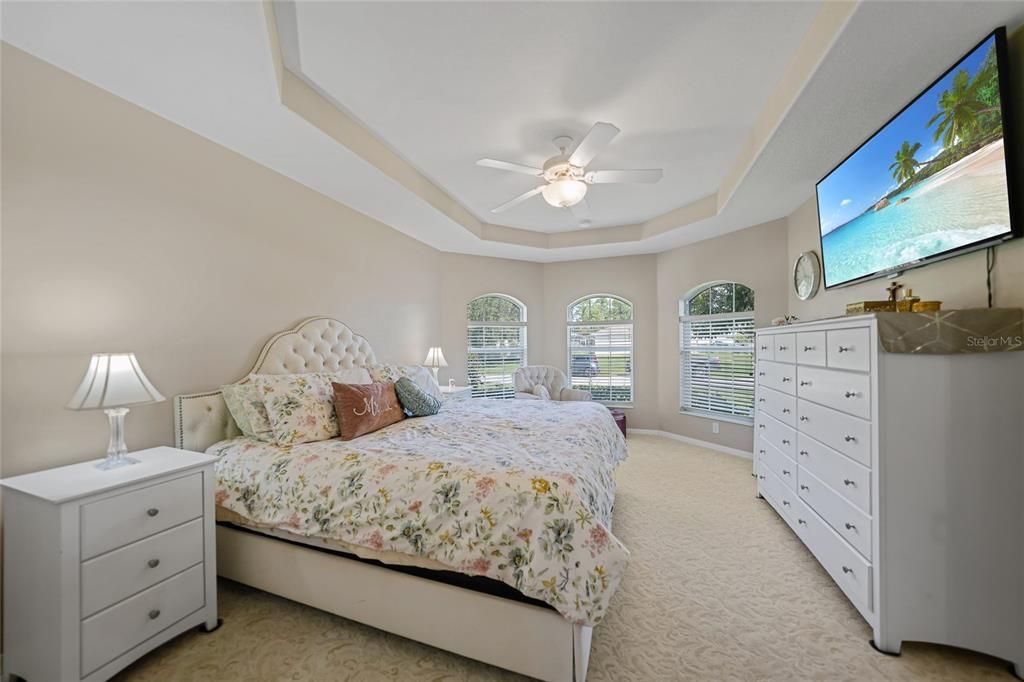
423 347 448 369
66 353 166 410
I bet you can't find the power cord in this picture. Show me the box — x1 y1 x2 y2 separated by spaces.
986 246 996 308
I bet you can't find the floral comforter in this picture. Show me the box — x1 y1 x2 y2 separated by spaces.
209 398 629 625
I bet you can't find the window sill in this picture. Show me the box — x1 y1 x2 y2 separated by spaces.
678 409 753 427
600 403 633 409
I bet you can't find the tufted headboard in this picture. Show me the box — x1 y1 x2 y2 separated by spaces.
173 317 377 452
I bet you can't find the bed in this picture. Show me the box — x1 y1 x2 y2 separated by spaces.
174 317 629 681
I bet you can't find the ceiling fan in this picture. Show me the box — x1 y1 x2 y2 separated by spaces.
476 122 663 223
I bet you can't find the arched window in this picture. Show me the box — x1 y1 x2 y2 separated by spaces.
679 282 755 421
567 295 634 405
467 294 527 399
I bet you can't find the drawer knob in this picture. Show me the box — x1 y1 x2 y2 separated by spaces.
758 398 765 403
147 558 160 568
760 345 768 351
782 469 791 476
799 416 809 422
781 377 791 383
750 472 757 478
799 484 809 491
799 380 810 386
799 450 808 456
758 475 766 480
758 371 766 377
841 566 853 575
782 408 791 414
803 345 815 352
781 439 790 445
844 435 857 443
778 345 787 351
148 609 161 620
147 508 159 517
838 345 852 353
759 424 765 430
844 391 857 398
797 519 807 526
782 500 790 506
845 522 857 531
843 478 855 487
759 449 765 455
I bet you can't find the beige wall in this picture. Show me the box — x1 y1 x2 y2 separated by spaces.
656 219 790 451
541 255 659 429
1 44 443 475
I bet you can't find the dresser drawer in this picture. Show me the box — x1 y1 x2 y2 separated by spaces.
797 399 871 467
827 327 871 372
81 563 206 677
758 465 799 528
772 333 796 363
796 332 826 366
81 518 204 617
798 468 872 559
791 495 873 613
756 336 775 362
797 433 871 514
757 438 797 491
796 366 871 419
757 360 796 395
81 473 203 560
757 386 796 427
757 413 796 459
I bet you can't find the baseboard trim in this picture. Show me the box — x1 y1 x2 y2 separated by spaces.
627 429 753 460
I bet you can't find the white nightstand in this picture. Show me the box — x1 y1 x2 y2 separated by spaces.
1 446 219 682
440 385 473 400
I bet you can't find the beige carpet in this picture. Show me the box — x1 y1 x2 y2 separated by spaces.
117 435 1013 681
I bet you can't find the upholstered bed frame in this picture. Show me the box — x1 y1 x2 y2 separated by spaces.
174 317 593 681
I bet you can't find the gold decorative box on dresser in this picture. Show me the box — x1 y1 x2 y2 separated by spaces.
1 447 219 682
754 314 1023 675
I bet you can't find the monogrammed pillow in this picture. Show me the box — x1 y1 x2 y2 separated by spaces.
332 382 405 441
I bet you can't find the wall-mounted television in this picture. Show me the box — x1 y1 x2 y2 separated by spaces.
816 27 1020 289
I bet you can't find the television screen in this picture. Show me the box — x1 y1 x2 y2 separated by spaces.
816 28 1019 289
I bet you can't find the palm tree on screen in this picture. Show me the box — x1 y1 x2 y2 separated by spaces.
889 141 922 184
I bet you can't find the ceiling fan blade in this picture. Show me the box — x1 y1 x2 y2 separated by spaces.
585 169 663 184
476 159 543 176
568 199 591 224
568 122 620 168
491 186 544 213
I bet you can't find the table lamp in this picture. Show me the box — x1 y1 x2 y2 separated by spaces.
66 353 166 470
423 347 448 383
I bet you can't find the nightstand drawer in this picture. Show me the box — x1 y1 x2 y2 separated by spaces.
81 473 203 560
81 518 204 617
81 563 205 677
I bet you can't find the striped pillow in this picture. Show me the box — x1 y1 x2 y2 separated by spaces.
394 377 441 417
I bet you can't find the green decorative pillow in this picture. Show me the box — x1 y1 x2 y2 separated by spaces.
394 376 441 417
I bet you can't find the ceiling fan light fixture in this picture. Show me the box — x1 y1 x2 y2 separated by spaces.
541 179 587 208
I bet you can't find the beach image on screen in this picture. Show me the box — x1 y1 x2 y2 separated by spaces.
816 34 1011 287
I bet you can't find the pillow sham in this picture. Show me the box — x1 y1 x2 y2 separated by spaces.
394 376 441 417
220 383 254 435
332 381 405 440
222 380 275 441
253 373 338 446
325 367 372 385
532 384 552 400
368 363 442 401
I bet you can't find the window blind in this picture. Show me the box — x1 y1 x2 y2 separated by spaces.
568 322 633 404
467 322 526 399
680 313 755 419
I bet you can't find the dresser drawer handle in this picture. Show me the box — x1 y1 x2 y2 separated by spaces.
838 346 852 353
844 391 857 398
799 380 811 386
782 408 791 414
799 484 809 491
782 469 791 476
841 566 853 574
147 558 161 568
781 439 790 445
148 609 161 620
782 500 791 507
760 345 769 351
797 519 807 526
759 424 765 429
781 377 792 383
758 449 765 456
845 523 857 531
803 345 815 352
758 398 765 403
843 479 855 487
758 474 765 480
758 371 766 377
844 435 857 443
778 345 787 351
146 508 160 517
750 472 757 478
799 416 808 422
799 450 808 456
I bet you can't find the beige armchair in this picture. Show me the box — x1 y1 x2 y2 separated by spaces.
514 366 592 401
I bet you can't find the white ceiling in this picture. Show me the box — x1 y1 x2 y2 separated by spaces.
285 1 818 233
3 2 1023 262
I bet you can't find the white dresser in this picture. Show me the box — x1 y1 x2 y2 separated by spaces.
754 315 1023 675
2 447 219 682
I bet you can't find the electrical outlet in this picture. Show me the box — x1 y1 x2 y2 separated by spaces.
712 421 720 434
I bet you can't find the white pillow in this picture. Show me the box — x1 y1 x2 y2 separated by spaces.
532 384 552 400
326 367 372 385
